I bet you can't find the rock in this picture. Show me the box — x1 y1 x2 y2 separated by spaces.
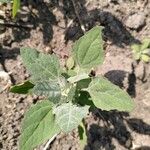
125 13 146 30
0 70 12 93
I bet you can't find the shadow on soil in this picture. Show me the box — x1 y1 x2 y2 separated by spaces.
3 1 57 45
84 111 150 150
104 68 136 98
2 0 140 48
51 0 140 46
0 47 20 84
134 146 150 150
1 0 140 73
83 68 149 150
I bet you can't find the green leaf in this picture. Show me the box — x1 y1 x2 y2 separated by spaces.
67 85 77 102
78 122 87 149
20 100 60 150
76 79 94 106
60 83 76 103
72 26 104 70
87 77 134 112
53 103 89 133
141 54 150 62
32 81 61 104
141 38 150 50
10 80 34 94
67 70 77 77
20 47 61 82
77 78 91 90
12 0 20 18
66 57 74 70
142 48 150 55
134 52 141 60
67 73 89 83
76 91 94 107
20 47 39 69
131 44 141 52
0 0 11 3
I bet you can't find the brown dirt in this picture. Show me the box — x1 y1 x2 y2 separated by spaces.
0 0 150 150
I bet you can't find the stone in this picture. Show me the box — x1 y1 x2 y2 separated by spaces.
125 13 146 30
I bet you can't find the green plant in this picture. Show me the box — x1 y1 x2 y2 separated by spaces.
10 26 134 150
12 0 20 18
131 38 150 62
0 0 20 18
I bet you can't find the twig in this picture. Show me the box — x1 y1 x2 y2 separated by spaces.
0 18 33 29
71 0 85 33
0 23 33 29
94 109 109 127
43 134 57 150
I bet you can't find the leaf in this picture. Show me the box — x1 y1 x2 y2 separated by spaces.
32 81 61 104
78 122 87 149
75 78 94 106
66 57 75 70
59 83 76 104
20 100 60 150
20 47 61 82
141 38 150 50
67 70 77 77
12 0 20 18
77 78 91 90
141 54 150 62
76 91 94 107
0 0 11 3
53 103 89 133
87 77 134 112
134 52 140 60
72 26 104 70
10 80 34 94
142 48 150 55
67 85 77 102
67 73 89 83
20 47 39 69
131 44 141 52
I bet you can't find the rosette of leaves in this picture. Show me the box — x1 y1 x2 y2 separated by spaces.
10 26 134 150
131 38 150 62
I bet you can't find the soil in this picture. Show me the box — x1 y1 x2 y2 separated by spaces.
0 0 150 150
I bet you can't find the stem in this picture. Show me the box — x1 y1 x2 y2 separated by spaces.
43 134 57 150
0 18 33 29
94 108 109 127
71 0 85 33
78 119 87 149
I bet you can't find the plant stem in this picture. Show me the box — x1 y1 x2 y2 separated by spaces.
71 0 85 33
43 134 57 150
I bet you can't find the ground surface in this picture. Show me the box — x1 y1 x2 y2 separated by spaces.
0 0 150 150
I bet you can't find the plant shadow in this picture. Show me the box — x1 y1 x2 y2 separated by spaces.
0 47 20 84
51 0 140 46
82 68 148 150
1 0 141 64
3 0 140 47
3 0 57 45
134 146 150 150
104 69 136 98
1 1 57 79
84 110 150 150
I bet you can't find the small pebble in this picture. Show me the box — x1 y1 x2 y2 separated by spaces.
125 13 146 30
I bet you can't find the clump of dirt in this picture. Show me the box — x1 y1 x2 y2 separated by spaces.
0 0 150 150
